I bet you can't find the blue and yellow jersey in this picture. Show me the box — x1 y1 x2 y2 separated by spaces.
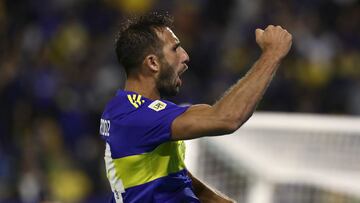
100 90 200 203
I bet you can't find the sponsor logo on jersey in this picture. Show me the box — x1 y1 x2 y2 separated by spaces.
148 100 167 111
100 119 110 136
127 94 145 108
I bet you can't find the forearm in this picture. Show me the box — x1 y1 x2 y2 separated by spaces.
171 26 291 140
213 52 281 127
189 172 235 203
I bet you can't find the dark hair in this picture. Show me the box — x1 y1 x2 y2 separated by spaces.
115 11 174 75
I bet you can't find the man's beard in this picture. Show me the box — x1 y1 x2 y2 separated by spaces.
156 60 179 98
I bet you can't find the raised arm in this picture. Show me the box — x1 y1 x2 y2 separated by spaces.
171 25 292 140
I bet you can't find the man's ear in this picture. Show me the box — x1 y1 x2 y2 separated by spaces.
144 54 160 72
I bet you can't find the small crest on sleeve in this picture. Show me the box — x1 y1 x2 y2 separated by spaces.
148 100 167 112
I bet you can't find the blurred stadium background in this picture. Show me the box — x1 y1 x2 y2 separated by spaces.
0 0 359 202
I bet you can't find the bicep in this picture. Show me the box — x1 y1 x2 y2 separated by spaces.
171 104 236 140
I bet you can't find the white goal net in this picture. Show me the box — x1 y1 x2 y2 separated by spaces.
185 112 360 203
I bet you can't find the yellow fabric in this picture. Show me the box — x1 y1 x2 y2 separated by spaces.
113 141 186 189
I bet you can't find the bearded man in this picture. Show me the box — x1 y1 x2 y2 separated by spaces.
100 12 292 203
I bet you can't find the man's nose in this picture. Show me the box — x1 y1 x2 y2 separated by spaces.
181 48 190 64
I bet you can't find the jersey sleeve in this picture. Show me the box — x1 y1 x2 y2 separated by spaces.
108 100 189 158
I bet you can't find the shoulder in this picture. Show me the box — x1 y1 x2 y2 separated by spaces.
102 90 188 121
100 91 189 155
102 90 145 119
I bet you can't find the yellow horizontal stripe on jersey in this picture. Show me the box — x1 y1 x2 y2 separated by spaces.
113 141 186 189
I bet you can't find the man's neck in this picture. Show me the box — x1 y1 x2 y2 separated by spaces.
124 77 160 100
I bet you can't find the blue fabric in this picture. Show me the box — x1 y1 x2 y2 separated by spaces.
101 90 189 158
101 90 199 203
121 170 199 203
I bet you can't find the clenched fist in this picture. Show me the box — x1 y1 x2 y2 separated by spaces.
255 25 292 60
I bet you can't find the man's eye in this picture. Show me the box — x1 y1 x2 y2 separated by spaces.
173 44 180 51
